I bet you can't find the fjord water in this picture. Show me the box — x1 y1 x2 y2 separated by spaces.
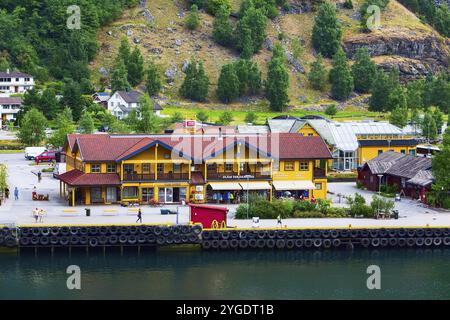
1 248 449 299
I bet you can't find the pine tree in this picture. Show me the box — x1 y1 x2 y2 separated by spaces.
179 60 210 101
266 44 289 111
217 63 240 103
186 4 201 30
208 0 232 15
146 62 162 96
235 6 267 56
39 88 60 120
308 54 327 91
127 47 144 86
238 0 254 18
234 59 250 96
351 48 377 93
62 81 84 121
369 68 400 112
111 59 131 92
312 2 342 58
118 37 131 64
247 61 262 95
329 48 354 101
213 5 234 47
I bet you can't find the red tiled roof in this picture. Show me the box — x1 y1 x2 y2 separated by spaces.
65 133 332 162
58 169 121 186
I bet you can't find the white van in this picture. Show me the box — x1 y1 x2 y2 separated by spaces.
24 147 47 160
53 163 66 178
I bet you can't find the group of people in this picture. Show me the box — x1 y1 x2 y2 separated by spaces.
32 207 46 223
0 187 19 205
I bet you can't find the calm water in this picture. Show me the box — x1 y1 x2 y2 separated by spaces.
1 248 450 299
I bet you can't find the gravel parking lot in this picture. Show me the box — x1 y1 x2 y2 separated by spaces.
1 152 449 227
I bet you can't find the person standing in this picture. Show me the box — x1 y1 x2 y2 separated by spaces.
14 187 19 200
5 188 9 200
136 208 142 223
39 209 45 223
37 171 42 183
33 208 39 223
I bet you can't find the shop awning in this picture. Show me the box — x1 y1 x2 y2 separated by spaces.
239 181 272 190
273 180 316 190
208 182 242 190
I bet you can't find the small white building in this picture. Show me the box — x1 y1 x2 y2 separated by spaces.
0 97 22 127
0 69 34 94
107 90 163 120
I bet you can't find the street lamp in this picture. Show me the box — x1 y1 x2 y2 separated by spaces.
377 174 383 218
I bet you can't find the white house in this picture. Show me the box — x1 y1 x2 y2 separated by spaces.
0 69 34 94
107 90 163 120
0 97 22 127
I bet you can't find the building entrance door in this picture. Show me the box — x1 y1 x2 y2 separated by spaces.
106 187 117 202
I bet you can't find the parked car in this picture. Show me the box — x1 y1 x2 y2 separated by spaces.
35 151 56 164
24 147 47 160
53 163 66 178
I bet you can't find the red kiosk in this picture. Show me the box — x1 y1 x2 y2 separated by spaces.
189 204 228 229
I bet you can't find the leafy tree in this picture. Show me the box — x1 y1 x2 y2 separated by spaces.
196 110 209 122
351 48 377 93
213 5 234 47
217 63 240 103
78 112 95 134
128 47 144 86
48 107 75 147
245 112 258 124
186 4 201 30
179 59 210 102
111 59 131 92
145 61 162 96
329 48 354 101
17 108 47 146
217 111 234 125
308 54 327 91
422 73 450 113
325 104 338 116
136 94 162 133
388 85 408 110
432 138 450 207
389 106 408 128
406 80 424 110
265 44 289 111
312 2 342 58
432 109 444 133
39 88 60 120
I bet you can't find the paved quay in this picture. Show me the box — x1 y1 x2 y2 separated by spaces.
1 152 449 228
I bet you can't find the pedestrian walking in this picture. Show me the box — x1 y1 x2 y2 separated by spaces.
5 188 9 199
39 209 45 223
33 208 39 223
277 214 282 227
14 187 19 200
37 171 42 183
136 208 142 223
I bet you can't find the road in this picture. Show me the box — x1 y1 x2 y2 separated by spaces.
1 152 449 227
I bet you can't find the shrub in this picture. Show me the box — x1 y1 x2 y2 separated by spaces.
356 181 365 189
185 5 201 30
293 211 326 218
370 195 395 214
325 207 350 217
443 197 450 209
316 198 331 213
293 200 317 212
325 104 338 116
346 193 374 218
380 184 398 195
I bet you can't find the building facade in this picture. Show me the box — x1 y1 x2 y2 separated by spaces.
59 133 332 206
0 97 22 127
0 70 34 94
107 91 162 119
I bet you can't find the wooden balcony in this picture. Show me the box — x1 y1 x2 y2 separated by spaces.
123 172 189 182
123 173 155 182
313 168 326 179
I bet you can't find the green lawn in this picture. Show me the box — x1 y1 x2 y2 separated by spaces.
0 150 24 154
161 105 386 125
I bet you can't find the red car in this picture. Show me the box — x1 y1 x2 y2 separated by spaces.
35 151 56 164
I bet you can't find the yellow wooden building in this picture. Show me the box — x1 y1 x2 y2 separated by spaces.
59 133 332 206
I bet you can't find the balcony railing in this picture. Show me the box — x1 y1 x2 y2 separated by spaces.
123 173 155 182
123 172 189 181
313 168 326 179
157 172 189 180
